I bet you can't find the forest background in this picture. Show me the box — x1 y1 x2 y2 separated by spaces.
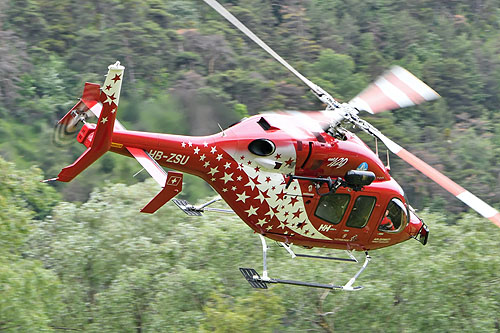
1 0 499 331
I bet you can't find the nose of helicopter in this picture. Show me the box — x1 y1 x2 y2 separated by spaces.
407 209 429 245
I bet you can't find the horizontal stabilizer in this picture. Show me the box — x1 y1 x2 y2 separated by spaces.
141 172 183 214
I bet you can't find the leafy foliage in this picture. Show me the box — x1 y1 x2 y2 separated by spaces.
20 179 500 332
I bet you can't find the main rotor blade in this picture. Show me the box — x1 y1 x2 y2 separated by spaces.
203 0 328 101
376 132 500 227
350 66 440 114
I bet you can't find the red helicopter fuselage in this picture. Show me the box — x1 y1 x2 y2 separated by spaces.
79 112 426 251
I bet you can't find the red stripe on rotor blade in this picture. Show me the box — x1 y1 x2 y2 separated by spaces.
357 83 400 114
490 213 500 228
385 72 425 105
397 149 465 197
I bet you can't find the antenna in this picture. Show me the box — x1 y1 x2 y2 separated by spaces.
218 123 226 137
386 150 391 171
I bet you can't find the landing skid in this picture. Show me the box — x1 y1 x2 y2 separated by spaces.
240 235 371 291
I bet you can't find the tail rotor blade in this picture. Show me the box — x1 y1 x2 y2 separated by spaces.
376 132 500 227
350 66 440 114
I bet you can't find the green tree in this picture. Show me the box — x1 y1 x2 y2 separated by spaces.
200 291 285 332
310 49 368 101
0 158 62 332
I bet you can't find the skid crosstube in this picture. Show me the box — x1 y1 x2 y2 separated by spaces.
239 268 362 290
240 235 369 291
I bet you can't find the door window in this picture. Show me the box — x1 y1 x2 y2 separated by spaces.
378 198 408 232
346 196 376 228
315 193 350 224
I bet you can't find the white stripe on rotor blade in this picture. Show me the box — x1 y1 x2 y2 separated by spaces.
377 133 403 154
349 97 374 114
391 66 440 101
375 77 414 108
456 191 499 219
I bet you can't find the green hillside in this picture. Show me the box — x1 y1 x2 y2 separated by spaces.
1 0 499 331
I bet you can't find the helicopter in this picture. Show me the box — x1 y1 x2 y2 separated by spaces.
46 0 500 291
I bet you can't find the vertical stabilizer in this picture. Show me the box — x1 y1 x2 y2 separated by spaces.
55 62 125 182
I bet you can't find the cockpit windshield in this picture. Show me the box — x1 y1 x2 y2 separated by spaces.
378 198 408 232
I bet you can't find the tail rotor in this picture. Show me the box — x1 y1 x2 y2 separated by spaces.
53 106 95 146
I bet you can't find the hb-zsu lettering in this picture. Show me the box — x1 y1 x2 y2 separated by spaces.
149 150 190 165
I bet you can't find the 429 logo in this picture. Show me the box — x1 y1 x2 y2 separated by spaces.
327 157 349 169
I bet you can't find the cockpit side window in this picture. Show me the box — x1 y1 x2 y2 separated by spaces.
315 193 350 225
346 196 376 228
378 198 408 232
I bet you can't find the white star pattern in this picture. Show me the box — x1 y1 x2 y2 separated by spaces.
188 141 193 147
245 205 258 217
255 191 267 203
221 145 332 241
236 191 250 203
245 178 256 190
220 172 234 184
256 218 267 227
181 142 186 148
104 95 115 105
189 141 333 241
101 117 108 124
265 208 275 218
208 167 219 176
